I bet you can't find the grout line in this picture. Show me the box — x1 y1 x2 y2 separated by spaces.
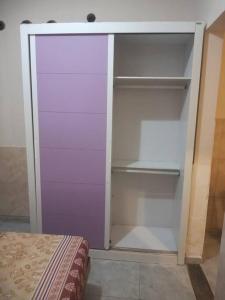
38 72 107 75
39 111 106 115
42 180 105 186
138 262 141 300
40 146 105 151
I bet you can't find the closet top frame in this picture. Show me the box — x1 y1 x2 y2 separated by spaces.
20 21 200 35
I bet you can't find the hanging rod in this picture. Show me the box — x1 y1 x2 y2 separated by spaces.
114 85 186 90
112 167 180 176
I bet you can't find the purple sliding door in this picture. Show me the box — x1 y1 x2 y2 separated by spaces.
35 35 108 249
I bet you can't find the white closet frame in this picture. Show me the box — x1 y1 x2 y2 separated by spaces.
20 22 204 264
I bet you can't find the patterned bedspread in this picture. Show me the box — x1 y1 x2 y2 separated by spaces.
0 232 89 300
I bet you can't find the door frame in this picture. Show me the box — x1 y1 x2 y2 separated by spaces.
20 21 203 261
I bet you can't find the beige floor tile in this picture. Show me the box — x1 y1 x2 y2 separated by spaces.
86 258 139 299
140 263 195 300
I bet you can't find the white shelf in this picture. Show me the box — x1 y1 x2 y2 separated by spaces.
114 76 191 89
112 160 180 176
111 225 177 252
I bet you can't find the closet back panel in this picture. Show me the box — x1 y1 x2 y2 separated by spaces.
113 88 184 164
114 34 194 77
112 173 177 228
35 35 108 248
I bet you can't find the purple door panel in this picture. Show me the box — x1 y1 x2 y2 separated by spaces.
41 182 105 248
37 74 107 113
36 34 108 249
42 214 105 249
36 35 108 74
41 182 105 217
40 148 106 184
39 112 106 150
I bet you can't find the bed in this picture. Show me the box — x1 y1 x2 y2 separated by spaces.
0 232 89 300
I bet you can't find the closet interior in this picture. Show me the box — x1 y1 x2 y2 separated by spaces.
110 33 194 252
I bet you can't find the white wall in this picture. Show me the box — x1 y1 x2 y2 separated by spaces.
197 0 225 28
0 0 224 147
0 0 201 146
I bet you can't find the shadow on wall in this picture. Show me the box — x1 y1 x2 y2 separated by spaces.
206 31 225 236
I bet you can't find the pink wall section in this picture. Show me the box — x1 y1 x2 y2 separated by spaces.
36 34 108 248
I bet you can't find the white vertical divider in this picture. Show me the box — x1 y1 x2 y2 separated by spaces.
20 30 37 232
30 36 43 233
104 34 115 249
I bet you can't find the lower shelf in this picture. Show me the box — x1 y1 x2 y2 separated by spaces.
111 225 177 252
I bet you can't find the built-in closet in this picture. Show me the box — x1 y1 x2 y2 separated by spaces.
111 33 194 253
21 22 204 263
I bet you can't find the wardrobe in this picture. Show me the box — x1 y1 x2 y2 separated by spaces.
21 22 204 263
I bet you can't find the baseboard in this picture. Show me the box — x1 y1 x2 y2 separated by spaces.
0 215 30 223
90 249 177 264
185 256 203 264
206 229 222 238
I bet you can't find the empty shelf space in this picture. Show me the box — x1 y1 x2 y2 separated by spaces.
111 225 177 252
114 76 191 89
112 160 180 175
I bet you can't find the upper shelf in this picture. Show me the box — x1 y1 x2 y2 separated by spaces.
114 76 191 90
112 160 180 176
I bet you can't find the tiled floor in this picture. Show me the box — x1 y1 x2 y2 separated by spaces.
1 220 216 299
85 257 196 300
0 219 30 232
